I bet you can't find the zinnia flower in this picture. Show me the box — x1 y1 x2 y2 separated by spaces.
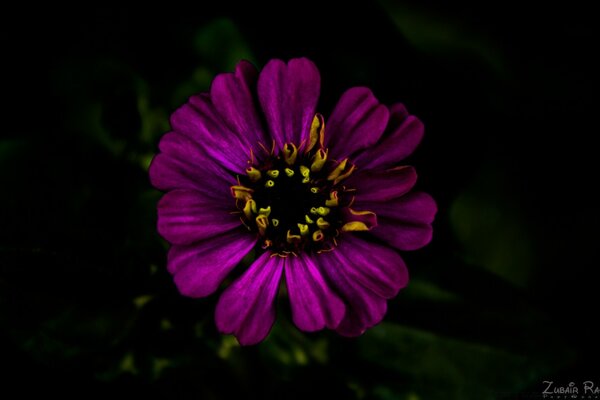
149 58 436 345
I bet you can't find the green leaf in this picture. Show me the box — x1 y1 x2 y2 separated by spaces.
449 164 534 287
358 322 567 400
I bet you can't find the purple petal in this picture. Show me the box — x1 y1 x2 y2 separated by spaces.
285 254 346 332
338 236 408 299
353 103 424 170
149 132 235 199
157 189 241 245
390 103 409 119
210 61 267 145
358 192 437 251
318 237 408 336
171 94 253 174
325 87 389 160
347 166 417 203
215 252 283 345
373 221 433 251
168 229 257 298
318 253 386 336
257 58 320 151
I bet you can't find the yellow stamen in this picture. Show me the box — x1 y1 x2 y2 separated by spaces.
257 141 271 155
310 187 320 194
316 206 330 216
334 164 356 185
239 216 251 231
297 223 309 236
325 191 339 207
265 180 275 188
256 215 269 235
307 114 325 152
346 209 377 217
342 208 377 231
283 143 298 165
312 230 324 242
300 165 310 178
267 169 280 178
243 199 257 219
246 166 262 182
258 206 271 217
316 217 330 229
327 159 349 181
284 168 295 177
305 215 314 224
272 219 280 227
311 148 328 172
286 230 302 243
299 165 311 183
310 207 318 215
316 247 335 254
341 221 370 232
231 185 253 200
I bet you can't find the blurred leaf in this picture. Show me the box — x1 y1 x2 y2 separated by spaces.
358 322 564 400
378 0 507 76
52 59 143 155
217 335 240 360
170 18 257 107
120 352 138 375
0 139 27 164
402 279 461 303
171 66 214 106
16 301 136 364
449 164 534 287
193 18 255 71
137 79 170 149
133 295 154 309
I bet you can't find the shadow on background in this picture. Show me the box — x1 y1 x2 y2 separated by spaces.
0 1 596 399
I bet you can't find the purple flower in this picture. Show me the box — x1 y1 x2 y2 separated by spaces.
149 58 436 345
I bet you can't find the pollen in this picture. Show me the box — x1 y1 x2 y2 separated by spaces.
232 132 367 254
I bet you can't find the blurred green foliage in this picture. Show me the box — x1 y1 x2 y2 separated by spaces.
450 164 534 287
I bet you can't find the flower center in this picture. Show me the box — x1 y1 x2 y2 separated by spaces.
230 115 370 255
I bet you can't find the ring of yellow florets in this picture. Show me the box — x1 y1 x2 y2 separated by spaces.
231 114 372 255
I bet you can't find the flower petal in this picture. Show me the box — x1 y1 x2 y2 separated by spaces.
285 254 346 332
149 132 235 199
332 236 408 299
353 103 424 170
171 94 253 174
358 192 437 251
215 252 283 345
325 87 389 160
257 58 320 151
373 221 433 251
318 237 408 336
347 166 417 203
389 103 409 119
319 255 385 336
157 189 241 245
168 229 257 298
210 60 267 145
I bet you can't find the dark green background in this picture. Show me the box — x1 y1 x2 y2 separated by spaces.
1 2 596 399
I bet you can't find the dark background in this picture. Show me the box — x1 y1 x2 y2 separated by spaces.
1 2 596 399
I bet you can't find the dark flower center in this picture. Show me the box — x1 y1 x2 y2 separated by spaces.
231 115 368 255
